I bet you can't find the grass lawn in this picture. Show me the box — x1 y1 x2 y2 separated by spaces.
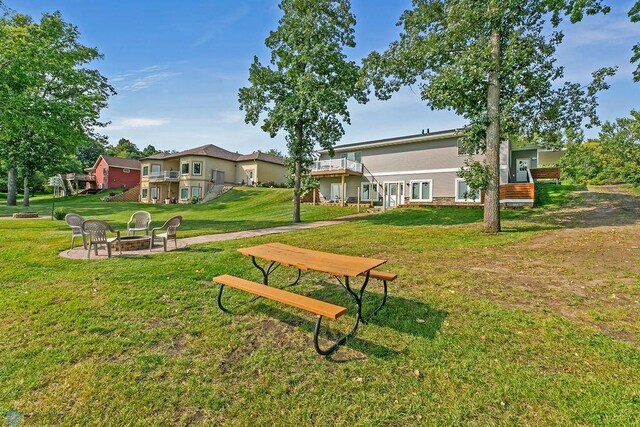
0 184 639 425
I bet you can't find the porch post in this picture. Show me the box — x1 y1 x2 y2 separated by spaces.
357 185 360 213
313 187 316 205
397 183 401 207
341 175 345 207
370 183 373 208
382 182 386 213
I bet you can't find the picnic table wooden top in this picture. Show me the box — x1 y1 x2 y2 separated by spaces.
238 242 386 278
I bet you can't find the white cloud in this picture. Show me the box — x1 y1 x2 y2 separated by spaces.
561 16 640 48
215 111 245 124
193 4 251 47
108 117 168 131
110 64 179 92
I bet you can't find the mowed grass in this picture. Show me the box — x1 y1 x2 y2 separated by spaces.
1 184 639 425
0 187 357 237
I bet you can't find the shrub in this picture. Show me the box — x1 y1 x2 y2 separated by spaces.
109 191 117 197
190 196 199 204
53 207 66 220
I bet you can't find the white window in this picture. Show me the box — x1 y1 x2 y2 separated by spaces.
191 186 201 199
150 187 159 199
180 187 189 200
181 163 189 174
151 164 161 174
455 178 480 202
142 165 149 176
141 188 148 199
409 180 433 202
192 162 202 175
360 182 379 201
339 151 362 163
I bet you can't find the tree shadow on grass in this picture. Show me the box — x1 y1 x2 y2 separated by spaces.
218 281 447 361
179 246 224 254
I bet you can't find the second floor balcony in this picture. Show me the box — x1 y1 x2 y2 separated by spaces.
310 158 363 176
147 171 180 182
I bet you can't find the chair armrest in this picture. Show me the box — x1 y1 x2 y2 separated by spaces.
115 230 121 240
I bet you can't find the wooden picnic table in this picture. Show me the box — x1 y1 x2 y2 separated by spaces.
214 243 393 355
238 242 386 277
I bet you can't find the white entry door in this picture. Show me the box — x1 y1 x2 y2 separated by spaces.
330 183 342 202
384 181 404 208
516 158 530 182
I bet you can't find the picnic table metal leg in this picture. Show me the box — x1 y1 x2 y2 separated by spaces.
251 256 301 287
217 284 229 312
341 272 370 322
313 273 371 355
362 279 388 323
313 313 360 356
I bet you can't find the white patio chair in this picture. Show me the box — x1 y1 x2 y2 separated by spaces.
64 213 87 250
82 220 121 259
150 216 182 252
127 211 151 236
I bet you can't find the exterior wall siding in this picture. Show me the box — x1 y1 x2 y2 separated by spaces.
538 150 563 166
317 136 491 202
256 161 288 184
93 157 141 190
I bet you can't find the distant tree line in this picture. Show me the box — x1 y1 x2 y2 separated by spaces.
559 112 640 186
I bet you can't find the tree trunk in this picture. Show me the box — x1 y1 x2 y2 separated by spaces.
23 174 30 207
292 123 303 223
7 165 17 206
484 28 501 234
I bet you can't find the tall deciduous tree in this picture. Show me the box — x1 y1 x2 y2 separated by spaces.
106 138 142 159
364 0 615 233
238 0 366 222
0 11 114 206
631 1 640 81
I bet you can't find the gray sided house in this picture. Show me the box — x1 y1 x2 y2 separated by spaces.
310 129 562 208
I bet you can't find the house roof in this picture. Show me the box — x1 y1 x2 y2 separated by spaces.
88 155 141 171
237 152 286 165
320 128 463 153
141 144 286 165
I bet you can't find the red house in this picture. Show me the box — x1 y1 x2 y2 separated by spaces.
86 155 142 190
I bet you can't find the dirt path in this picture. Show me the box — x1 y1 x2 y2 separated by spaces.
467 185 640 343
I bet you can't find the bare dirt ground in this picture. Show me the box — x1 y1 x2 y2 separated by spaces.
468 185 640 344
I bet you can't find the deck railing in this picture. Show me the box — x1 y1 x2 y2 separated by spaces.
148 171 180 181
530 167 560 181
498 168 535 202
311 158 363 174
65 173 96 181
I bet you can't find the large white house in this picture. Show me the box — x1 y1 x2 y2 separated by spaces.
310 129 562 207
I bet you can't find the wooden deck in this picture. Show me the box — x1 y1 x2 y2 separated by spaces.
530 167 560 180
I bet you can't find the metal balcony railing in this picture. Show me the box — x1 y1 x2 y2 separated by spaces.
148 171 180 181
311 158 363 174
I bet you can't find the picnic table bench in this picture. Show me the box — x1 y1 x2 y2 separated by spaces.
213 243 397 355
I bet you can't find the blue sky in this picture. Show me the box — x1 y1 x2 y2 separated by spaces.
5 0 640 154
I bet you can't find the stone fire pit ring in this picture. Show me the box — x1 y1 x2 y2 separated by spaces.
117 235 151 251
